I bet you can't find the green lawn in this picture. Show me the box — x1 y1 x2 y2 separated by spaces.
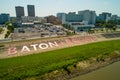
0 40 120 80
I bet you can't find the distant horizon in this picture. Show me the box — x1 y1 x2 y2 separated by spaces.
2 9 120 18
0 0 120 17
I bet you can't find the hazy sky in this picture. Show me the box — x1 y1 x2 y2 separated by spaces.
0 0 120 17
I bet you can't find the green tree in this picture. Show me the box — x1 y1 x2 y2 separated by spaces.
7 25 14 32
113 26 117 31
5 21 11 25
63 24 74 31
4 23 15 38
0 28 3 33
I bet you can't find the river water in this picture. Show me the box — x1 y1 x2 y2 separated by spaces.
71 61 120 80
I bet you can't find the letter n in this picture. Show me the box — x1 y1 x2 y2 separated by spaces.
49 41 58 48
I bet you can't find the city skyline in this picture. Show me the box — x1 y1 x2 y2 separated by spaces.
0 0 120 17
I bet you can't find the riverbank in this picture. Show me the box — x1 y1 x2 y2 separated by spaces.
31 51 120 80
71 60 120 80
1 32 120 59
0 40 120 80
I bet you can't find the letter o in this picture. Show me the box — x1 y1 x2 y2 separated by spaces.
39 43 49 49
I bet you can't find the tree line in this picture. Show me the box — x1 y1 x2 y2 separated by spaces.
5 22 14 38
95 20 120 32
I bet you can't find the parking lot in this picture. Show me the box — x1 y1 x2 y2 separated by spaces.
12 25 66 40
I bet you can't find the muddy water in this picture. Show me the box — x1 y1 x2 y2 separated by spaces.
71 61 120 80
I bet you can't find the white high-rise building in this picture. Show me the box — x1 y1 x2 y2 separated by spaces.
57 10 96 32
57 10 96 25
78 10 96 24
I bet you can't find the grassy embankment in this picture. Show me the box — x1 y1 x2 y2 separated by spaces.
0 40 120 80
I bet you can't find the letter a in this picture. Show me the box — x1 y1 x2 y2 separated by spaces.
21 46 30 53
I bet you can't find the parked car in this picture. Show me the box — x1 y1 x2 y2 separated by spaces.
18 28 25 33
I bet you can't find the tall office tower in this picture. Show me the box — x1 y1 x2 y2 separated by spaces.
27 5 35 17
15 6 25 18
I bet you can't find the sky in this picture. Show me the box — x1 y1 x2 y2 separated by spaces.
0 0 120 17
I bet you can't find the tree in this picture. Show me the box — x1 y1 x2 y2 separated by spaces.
96 19 120 32
7 25 14 33
5 21 11 25
62 24 74 31
113 26 117 31
4 23 15 38
0 28 3 33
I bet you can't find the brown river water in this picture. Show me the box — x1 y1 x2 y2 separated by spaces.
71 61 120 80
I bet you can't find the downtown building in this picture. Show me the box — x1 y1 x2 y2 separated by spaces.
57 10 96 32
15 5 35 22
21 5 36 23
27 5 35 17
97 12 112 22
46 15 62 25
15 5 47 27
111 15 119 21
0 13 10 24
15 6 25 19
78 10 96 24
97 12 120 21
